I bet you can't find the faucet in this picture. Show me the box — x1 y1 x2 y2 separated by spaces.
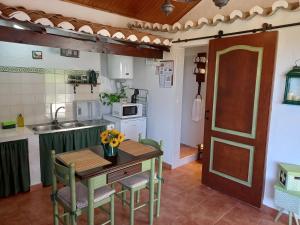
52 106 65 125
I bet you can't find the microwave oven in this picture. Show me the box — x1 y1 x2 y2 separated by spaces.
112 103 143 118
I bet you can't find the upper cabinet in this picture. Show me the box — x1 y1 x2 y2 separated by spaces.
107 54 133 79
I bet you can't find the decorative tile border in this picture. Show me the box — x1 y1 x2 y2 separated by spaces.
0 66 99 76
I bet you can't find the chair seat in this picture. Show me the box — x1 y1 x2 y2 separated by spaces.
139 171 158 182
57 182 115 209
119 172 158 189
119 174 149 189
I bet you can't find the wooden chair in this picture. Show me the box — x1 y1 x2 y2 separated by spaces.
51 150 115 225
117 136 163 225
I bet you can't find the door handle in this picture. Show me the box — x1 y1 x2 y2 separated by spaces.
205 110 210 120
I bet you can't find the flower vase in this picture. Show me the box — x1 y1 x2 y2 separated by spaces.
102 144 118 157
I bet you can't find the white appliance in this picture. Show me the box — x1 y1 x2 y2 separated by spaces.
103 114 146 141
73 100 101 121
112 102 143 119
107 54 133 79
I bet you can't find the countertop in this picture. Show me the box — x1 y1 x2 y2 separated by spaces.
0 126 34 143
0 119 113 143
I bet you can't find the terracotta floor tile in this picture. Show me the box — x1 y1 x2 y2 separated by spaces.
0 161 283 225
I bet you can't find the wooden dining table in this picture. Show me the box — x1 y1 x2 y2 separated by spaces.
56 140 163 225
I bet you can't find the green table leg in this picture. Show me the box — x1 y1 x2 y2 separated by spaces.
88 179 95 225
149 158 155 225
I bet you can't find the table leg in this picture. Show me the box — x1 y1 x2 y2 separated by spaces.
87 179 95 225
149 158 155 225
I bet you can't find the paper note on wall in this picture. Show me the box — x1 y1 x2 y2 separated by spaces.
159 60 174 88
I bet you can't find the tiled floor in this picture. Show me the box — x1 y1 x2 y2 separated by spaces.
180 144 198 158
0 162 287 225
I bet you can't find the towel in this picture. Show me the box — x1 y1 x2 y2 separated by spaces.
192 95 202 122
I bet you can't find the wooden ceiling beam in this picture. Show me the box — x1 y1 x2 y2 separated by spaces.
0 25 164 59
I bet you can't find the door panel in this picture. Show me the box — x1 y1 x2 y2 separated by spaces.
212 45 263 138
202 32 278 207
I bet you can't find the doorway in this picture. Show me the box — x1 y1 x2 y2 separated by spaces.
179 46 208 164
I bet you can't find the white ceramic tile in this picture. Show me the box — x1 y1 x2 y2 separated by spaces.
55 74 65 84
45 95 55 104
0 95 10 106
10 105 24 116
0 107 13 121
21 94 36 105
0 83 10 95
10 83 23 95
55 94 66 103
0 73 11 83
35 95 45 104
10 94 22 105
45 73 55 83
22 83 35 94
55 83 66 94
65 94 74 103
45 83 56 94
8 73 22 83
66 84 74 94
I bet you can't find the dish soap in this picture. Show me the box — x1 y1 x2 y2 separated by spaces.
17 114 24 127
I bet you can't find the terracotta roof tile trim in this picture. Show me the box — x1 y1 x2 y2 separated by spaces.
0 3 171 46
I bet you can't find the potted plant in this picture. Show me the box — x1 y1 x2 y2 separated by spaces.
100 129 125 157
99 86 127 105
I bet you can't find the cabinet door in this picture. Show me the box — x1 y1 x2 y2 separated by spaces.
121 119 146 141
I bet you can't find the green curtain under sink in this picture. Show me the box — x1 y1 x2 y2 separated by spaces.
0 139 30 197
39 126 104 186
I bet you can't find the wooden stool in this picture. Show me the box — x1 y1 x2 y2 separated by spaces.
274 183 300 225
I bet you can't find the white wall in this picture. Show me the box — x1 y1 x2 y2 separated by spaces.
132 47 185 166
180 46 207 148
169 9 300 209
1 0 138 28
0 41 115 125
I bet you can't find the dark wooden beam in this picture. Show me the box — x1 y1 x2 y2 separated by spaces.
0 25 164 59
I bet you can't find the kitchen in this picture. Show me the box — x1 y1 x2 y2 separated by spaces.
1 0 300 225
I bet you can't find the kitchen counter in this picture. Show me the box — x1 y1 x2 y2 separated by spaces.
27 119 113 134
0 126 34 143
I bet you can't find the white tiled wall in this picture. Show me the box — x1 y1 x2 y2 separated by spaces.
0 71 102 125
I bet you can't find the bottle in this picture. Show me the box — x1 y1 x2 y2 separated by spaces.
17 114 24 127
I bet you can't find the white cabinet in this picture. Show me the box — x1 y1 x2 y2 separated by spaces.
103 115 146 141
107 54 133 79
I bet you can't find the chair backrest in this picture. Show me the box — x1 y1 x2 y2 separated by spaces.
51 150 77 211
138 134 163 177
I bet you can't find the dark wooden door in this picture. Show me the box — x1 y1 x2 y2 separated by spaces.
202 32 278 207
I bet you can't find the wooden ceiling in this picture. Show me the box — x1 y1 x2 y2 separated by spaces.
63 0 201 24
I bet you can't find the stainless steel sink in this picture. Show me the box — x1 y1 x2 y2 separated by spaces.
28 119 112 134
32 124 61 132
59 121 85 128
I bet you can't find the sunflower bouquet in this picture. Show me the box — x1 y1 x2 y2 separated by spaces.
100 129 125 156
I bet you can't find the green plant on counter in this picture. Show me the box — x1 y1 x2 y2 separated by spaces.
99 86 127 105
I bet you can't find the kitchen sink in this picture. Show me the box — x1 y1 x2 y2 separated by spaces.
59 121 85 128
32 124 61 132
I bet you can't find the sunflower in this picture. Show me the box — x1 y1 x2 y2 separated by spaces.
111 129 120 136
100 130 109 139
118 132 125 143
109 138 119 148
101 137 109 144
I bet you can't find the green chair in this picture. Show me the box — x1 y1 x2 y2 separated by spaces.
118 136 163 225
50 150 115 225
